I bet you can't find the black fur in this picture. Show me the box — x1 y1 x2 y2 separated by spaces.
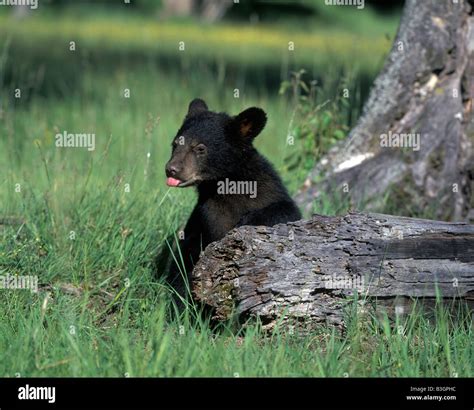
161 99 301 297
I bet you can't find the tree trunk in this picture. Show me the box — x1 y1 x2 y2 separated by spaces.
200 0 233 22
192 213 474 331
161 0 193 16
295 0 474 222
161 0 233 21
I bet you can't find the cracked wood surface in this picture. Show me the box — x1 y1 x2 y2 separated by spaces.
192 212 474 330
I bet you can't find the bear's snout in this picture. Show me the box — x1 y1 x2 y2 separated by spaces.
165 162 180 178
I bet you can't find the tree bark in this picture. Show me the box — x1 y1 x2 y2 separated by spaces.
200 0 234 22
192 212 474 331
160 0 195 17
161 0 233 21
295 0 474 222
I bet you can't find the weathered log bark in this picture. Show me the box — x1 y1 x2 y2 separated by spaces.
296 0 474 222
192 212 474 330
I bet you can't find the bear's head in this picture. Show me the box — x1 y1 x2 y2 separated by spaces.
165 98 267 187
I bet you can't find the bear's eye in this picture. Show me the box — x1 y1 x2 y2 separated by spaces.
172 140 178 149
193 144 207 156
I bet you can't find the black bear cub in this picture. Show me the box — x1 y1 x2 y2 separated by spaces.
164 98 301 294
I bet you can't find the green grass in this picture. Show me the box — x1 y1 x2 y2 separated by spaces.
1 261 472 377
0 6 394 96
0 3 397 68
1 66 472 376
0 7 472 377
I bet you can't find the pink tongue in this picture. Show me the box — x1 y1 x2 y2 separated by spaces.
166 177 181 187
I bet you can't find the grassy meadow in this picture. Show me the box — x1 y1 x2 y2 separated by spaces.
0 2 472 377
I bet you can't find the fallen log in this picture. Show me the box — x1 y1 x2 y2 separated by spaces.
192 212 474 330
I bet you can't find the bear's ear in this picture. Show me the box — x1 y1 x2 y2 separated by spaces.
233 107 267 141
187 98 208 117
